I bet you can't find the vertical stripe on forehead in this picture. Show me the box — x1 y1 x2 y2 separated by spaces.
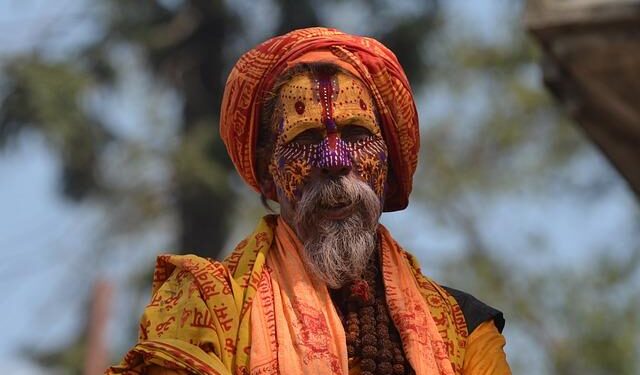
315 72 339 150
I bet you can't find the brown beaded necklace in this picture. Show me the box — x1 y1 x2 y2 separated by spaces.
330 247 414 375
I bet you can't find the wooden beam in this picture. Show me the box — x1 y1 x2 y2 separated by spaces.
526 0 640 198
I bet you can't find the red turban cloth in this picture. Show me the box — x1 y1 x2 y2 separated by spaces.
220 27 420 212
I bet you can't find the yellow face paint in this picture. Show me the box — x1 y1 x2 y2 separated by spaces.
274 71 380 144
269 70 388 203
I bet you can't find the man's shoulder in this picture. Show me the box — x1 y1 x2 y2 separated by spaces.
441 286 505 334
150 220 274 297
151 254 231 291
155 253 225 274
396 248 505 335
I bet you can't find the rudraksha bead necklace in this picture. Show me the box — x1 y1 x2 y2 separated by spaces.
330 248 413 375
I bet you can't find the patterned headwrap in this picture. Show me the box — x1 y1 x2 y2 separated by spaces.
220 27 420 212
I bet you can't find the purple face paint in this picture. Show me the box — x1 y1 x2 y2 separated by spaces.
314 72 352 171
269 71 388 203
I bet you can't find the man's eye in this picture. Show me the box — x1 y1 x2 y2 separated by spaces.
341 125 374 142
290 129 323 145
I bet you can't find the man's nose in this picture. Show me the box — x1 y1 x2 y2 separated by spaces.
313 136 353 177
321 163 351 177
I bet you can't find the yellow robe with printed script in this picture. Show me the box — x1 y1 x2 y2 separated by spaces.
107 216 509 374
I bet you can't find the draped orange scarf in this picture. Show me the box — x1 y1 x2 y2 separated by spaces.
107 216 468 375
249 217 455 375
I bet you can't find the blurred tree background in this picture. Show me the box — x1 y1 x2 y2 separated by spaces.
0 0 638 374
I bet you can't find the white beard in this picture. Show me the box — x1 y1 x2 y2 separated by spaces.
294 175 381 289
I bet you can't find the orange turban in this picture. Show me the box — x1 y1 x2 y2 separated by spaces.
220 27 420 212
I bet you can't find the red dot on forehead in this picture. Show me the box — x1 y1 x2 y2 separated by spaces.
359 98 367 111
294 100 305 115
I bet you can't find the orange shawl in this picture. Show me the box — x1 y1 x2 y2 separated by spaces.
219 27 420 212
249 217 455 374
107 216 468 374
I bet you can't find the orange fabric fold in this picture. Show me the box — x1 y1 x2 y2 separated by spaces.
108 216 473 374
251 217 349 374
250 217 454 375
379 225 455 375
462 321 511 375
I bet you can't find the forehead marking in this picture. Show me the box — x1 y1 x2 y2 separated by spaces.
315 72 339 151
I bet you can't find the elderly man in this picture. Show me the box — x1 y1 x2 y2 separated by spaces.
108 28 511 375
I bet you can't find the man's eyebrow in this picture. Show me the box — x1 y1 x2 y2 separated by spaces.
282 121 325 139
337 116 375 125
336 116 378 132
288 120 324 129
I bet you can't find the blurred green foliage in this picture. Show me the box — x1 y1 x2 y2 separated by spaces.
1 58 109 199
415 3 640 374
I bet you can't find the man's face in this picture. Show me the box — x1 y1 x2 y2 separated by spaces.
267 69 388 288
268 70 389 215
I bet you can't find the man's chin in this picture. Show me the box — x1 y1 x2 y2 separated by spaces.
300 227 377 289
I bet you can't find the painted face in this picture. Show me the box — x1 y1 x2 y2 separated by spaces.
268 70 388 204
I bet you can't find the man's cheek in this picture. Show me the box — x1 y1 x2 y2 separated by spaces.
353 139 388 199
270 146 314 201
